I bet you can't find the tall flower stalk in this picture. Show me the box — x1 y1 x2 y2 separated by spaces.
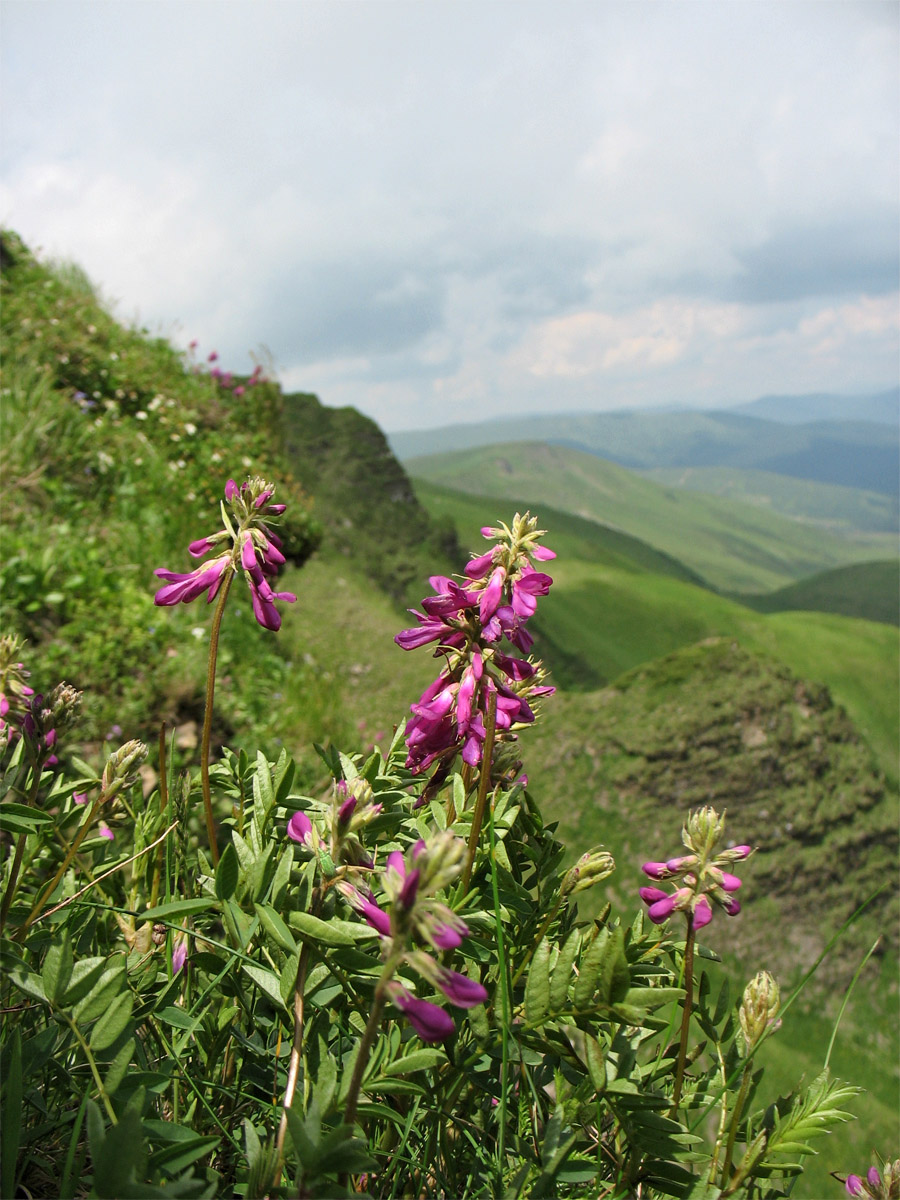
638 807 753 1113
153 477 295 864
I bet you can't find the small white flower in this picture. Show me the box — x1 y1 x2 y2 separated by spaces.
210 451 222 463
242 456 252 468
184 422 197 436
136 411 148 420
191 626 205 640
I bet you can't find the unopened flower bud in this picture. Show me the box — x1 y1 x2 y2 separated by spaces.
42 682 83 735
562 846 615 896
101 739 149 799
739 970 781 1052
683 805 726 857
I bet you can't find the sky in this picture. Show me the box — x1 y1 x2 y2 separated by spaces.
1 1 898 432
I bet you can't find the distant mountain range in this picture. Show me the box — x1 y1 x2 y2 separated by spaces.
389 388 900 495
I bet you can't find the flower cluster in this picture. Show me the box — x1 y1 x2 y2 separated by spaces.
341 831 488 1042
154 477 296 631
846 1162 899 1200
395 513 556 773
639 806 752 929
0 635 34 746
287 777 383 872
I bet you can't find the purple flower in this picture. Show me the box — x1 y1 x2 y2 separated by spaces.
153 478 296 631
172 940 188 975
287 810 314 847
390 987 455 1042
846 1177 864 1197
434 968 488 1008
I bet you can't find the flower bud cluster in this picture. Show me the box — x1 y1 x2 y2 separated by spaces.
561 846 616 898
846 1161 899 1199
738 970 781 1052
0 635 34 745
287 777 383 873
154 477 296 631
639 806 752 929
395 512 556 774
341 831 488 1042
101 739 149 800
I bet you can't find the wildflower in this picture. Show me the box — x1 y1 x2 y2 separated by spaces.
844 1161 899 1199
101 739 149 800
639 807 752 929
341 831 487 1041
0 635 35 744
395 513 556 773
153 477 296 631
233 385 245 397
98 821 114 841
172 939 188 975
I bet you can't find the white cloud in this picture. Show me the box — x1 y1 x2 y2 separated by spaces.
1 0 897 429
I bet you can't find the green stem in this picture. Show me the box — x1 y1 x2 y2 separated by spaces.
16 795 107 940
343 982 388 1130
149 725 169 909
671 913 695 1113
510 894 563 991
200 565 235 867
719 1062 752 1187
460 691 498 895
0 763 46 932
488 777 511 1183
62 1012 117 1125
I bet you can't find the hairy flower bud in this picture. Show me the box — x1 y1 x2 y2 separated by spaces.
739 970 781 1052
562 846 616 897
41 682 83 736
101 739 149 799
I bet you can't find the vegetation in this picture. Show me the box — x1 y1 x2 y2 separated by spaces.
407 443 897 593
1 231 897 1197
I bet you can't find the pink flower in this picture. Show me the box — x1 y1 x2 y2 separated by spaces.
390 988 455 1042
172 941 188 975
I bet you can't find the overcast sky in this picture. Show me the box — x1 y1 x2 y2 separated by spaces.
2 1 898 431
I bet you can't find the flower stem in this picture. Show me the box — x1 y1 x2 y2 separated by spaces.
671 912 696 1113
719 1062 752 1186
0 761 46 933
488 773 511 1180
16 795 107 940
461 690 498 895
343 981 388 1130
200 565 235 867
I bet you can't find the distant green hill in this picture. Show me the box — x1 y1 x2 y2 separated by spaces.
414 478 899 784
391 406 899 493
638 465 898 534
735 559 900 626
408 442 897 593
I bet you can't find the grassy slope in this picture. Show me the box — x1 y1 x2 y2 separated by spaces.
733 559 900 626
415 479 899 785
408 443 897 593
639 464 899 534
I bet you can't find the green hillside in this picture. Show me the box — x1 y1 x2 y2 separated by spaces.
409 442 897 593
414 479 899 785
391 405 899 493
734 559 900 626
639 464 899 534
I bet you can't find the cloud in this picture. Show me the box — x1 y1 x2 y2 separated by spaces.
1 0 897 430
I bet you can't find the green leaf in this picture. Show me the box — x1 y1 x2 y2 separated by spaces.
381 1049 447 1076
42 936 74 1007
103 1038 135 1096
0 1028 22 1199
242 963 287 1010
255 903 297 954
584 1033 607 1094
280 951 301 1006
147 1134 220 1176
62 956 109 1007
6 962 47 1004
270 841 293 909
0 802 54 834
91 991 133 1051
623 986 685 1009
274 752 296 806
73 965 125 1026
141 898 215 922
549 929 580 1011
524 937 551 1026
288 910 359 946
573 929 608 1008
215 842 239 901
